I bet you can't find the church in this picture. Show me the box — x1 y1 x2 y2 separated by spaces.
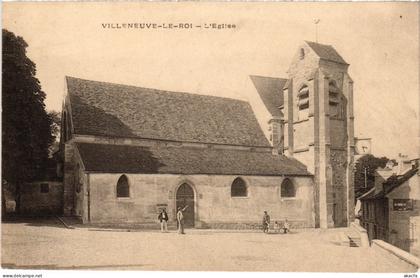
60 41 355 229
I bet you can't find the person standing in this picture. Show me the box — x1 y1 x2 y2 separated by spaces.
177 205 188 234
283 218 290 234
262 211 270 233
158 208 169 233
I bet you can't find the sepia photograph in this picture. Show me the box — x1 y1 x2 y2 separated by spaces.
1 1 419 277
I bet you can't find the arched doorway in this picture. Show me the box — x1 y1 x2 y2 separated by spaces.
176 183 195 227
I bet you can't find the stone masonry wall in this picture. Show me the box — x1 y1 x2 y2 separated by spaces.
63 143 75 216
21 182 63 215
387 174 420 257
86 173 315 229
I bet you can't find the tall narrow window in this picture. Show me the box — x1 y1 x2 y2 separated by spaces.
117 175 130 198
231 177 247 197
329 81 342 118
297 85 309 120
281 178 295 198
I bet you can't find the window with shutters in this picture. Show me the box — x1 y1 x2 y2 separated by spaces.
297 85 309 120
329 81 343 119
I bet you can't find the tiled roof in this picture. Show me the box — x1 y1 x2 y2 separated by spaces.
250 75 286 117
76 143 311 176
66 77 270 147
305 41 348 65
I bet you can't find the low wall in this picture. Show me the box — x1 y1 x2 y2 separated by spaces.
371 239 420 270
350 221 370 247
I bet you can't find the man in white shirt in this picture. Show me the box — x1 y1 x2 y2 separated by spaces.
177 205 188 234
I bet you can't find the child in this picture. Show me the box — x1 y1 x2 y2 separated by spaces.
282 219 290 234
274 221 281 234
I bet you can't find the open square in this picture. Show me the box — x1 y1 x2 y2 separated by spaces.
1 218 417 272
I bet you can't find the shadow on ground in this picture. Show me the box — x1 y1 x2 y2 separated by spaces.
1 216 67 229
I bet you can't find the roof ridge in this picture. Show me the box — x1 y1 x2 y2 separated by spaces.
250 75 287 81
303 41 348 65
65 75 249 104
304 40 332 47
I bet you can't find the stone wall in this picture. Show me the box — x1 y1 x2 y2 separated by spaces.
85 173 315 228
330 150 348 227
63 143 75 215
387 174 420 257
21 181 63 215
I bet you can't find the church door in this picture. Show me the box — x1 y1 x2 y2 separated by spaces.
176 183 195 227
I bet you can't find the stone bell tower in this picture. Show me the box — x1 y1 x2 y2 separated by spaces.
283 41 355 228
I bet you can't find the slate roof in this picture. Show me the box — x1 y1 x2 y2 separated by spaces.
305 41 348 65
66 77 270 147
250 75 286 117
76 143 311 176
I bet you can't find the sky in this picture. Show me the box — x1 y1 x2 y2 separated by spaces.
3 2 419 160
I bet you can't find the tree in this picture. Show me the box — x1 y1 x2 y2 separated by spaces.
354 154 395 199
48 110 61 156
2 29 54 213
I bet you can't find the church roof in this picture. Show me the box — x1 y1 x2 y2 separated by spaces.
305 41 348 65
66 77 270 147
250 75 286 117
76 143 311 176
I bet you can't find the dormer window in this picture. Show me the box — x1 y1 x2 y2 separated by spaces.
297 85 309 120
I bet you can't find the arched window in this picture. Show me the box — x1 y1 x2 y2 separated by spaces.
117 175 130 198
231 177 247 197
297 85 309 120
281 178 295 198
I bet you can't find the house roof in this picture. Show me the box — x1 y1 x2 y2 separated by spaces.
305 41 348 65
383 167 418 195
359 167 419 200
250 75 286 117
76 143 311 176
66 77 270 147
358 187 375 200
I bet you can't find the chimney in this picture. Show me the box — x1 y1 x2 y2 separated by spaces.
374 167 393 194
397 153 411 175
268 117 283 155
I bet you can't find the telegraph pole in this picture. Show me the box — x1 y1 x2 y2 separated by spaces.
364 167 367 188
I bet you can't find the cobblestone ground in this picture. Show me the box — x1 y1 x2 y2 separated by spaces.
1 218 418 272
